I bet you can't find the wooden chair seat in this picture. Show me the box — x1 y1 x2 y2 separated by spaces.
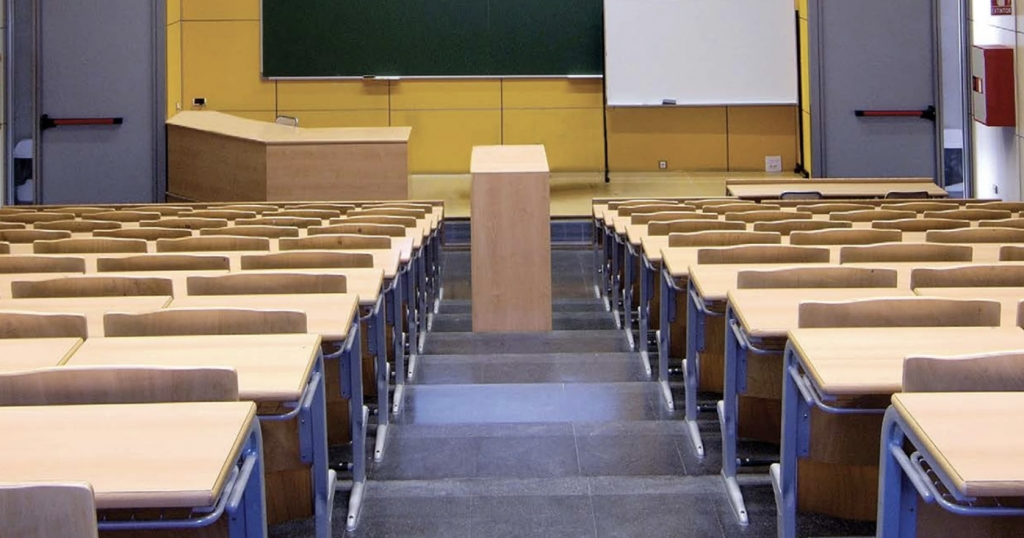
240 251 374 270
104 308 308 337
798 297 1000 328
790 228 901 246
187 273 347 295
753 220 852 235
737 266 897 289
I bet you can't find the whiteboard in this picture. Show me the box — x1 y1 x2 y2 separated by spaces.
604 0 799 107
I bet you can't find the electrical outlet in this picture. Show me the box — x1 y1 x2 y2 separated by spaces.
995 185 1000 195
658 160 668 170
765 156 783 173
192 97 207 108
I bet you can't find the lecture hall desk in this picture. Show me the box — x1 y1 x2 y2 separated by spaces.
724 178 948 200
775 326 1024 538
65 332 346 536
0 337 82 373
878 392 1024 538
0 401 266 538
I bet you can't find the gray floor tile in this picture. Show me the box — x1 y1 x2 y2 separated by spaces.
416 353 645 385
469 495 597 538
422 330 630 355
592 492 725 538
372 436 478 480
476 435 581 478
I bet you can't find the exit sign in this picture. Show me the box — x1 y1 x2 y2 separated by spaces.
993 0 1011 15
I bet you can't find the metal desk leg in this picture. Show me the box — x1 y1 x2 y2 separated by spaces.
684 278 705 458
388 277 406 414
721 307 748 525
416 247 428 345
232 424 268 538
877 408 919 538
339 324 367 532
367 295 390 462
593 218 603 299
403 265 419 381
602 226 614 309
773 344 809 538
611 236 622 329
657 268 676 409
304 355 335 538
623 244 637 350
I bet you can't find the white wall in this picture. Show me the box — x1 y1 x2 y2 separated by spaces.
971 0 1021 200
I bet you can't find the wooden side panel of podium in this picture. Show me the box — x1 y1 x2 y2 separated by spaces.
470 145 552 332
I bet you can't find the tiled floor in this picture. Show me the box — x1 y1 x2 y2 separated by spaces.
271 250 874 537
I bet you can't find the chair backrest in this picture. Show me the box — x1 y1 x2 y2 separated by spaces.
12 276 174 299
753 219 852 235
267 209 342 220
630 211 717 225
88 211 162 223
884 190 931 199
829 209 917 222
979 218 1024 230
926 227 1024 244
283 203 356 214
104 308 308 337
0 311 89 339
33 238 148 255
155 236 271 253
139 217 229 230
910 264 1024 288
199 225 300 239
687 199 743 209
607 199 673 210
871 218 971 232
346 208 429 219
880 202 961 213
724 210 812 223
798 297 1000 328
667 230 782 248
1000 245 1024 261
794 203 874 214
52 207 106 217
0 242 7 254
779 191 823 201
240 251 374 270
702 203 781 215
966 201 1024 213
179 209 258 221
359 202 433 211
0 482 98 538
0 229 72 244
0 222 26 230
737 266 897 289
35 220 121 233
235 216 321 229
187 272 347 295
0 208 35 215
838 243 972 263
0 255 85 274
0 212 75 224
280 234 391 250
93 227 192 241
331 216 419 229
790 228 902 246
923 208 1013 221
308 223 407 238
0 365 239 405
125 205 190 216
903 351 1024 392
617 204 688 216
648 220 745 236
96 254 230 272
211 204 277 214
696 245 830 265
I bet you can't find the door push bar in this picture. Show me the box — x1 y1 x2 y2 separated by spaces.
40 114 124 131
854 106 935 121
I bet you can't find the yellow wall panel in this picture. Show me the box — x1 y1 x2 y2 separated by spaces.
797 0 808 16
390 80 500 110
727 106 798 171
167 22 182 119
802 110 812 175
182 0 259 21
167 0 180 24
502 79 604 109
222 111 278 123
800 18 810 113
503 108 604 171
277 80 389 111
391 110 501 173
182 21 275 112
607 107 727 171
277 110 390 128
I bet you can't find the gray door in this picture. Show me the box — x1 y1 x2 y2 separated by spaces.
36 0 163 204
810 0 939 178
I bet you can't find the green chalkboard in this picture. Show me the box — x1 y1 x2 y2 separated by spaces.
261 0 604 78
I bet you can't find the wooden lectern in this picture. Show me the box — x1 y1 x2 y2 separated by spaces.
470 145 552 332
